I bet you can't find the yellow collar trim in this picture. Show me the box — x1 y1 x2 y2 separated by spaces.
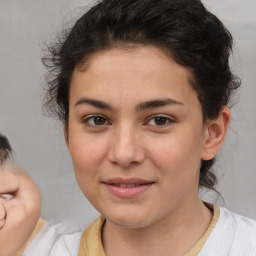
16 218 46 256
78 205 220 256
185 205 220 255
78 216 106 256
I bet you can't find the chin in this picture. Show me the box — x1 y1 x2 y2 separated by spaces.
103 207 155 229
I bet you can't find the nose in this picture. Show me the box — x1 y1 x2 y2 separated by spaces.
108 123 145 168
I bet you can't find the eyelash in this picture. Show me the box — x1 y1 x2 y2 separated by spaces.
82 114 175 128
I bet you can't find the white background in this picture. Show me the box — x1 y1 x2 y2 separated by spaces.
0 0 255 224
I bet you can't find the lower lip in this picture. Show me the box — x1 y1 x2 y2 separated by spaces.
104 183 153 198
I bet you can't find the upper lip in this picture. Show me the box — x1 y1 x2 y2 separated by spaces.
102 178 154 185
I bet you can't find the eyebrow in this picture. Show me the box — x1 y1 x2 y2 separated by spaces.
136 98 184 112
75 98 114 110
74 97 184 112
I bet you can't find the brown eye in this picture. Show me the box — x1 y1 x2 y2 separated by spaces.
93 116 106 125
154 117 168 126
84 115 109 126
147 115 174 127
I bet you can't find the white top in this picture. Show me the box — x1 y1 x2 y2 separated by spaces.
22 206 256 256
198 207 256 255
22 220 83 256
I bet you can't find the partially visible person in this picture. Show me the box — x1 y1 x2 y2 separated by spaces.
0 134 41 256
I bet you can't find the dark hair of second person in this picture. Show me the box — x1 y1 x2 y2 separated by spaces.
0 134 12 166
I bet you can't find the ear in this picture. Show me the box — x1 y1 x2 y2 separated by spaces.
63 125 70 150
201 106 231 160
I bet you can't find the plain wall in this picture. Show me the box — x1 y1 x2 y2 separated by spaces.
0 0 255 224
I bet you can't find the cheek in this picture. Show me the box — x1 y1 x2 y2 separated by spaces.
151 136 202 166
69 140 102 201
68 134 107 180
148 136 202 204
147 129 203 181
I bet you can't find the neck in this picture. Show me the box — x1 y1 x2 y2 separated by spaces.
102 200 212 256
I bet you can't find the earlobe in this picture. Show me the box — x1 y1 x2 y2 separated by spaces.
201 106 231 160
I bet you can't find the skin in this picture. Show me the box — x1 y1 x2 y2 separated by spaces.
0 169 41 256
65 45 230 256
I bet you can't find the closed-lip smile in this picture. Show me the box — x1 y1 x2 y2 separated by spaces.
102 178 155 198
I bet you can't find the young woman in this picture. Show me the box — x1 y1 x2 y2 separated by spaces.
0 0 255 255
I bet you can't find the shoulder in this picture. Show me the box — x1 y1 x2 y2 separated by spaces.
21 219 84 256
221 207 256 254
199 206 256 255
17 218 46 256
219 207 256 237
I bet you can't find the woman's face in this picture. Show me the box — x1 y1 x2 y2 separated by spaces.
66 46 211 228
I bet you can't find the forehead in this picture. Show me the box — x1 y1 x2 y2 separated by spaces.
69 45 198 108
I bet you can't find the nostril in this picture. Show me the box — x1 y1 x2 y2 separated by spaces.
109 151 145 168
